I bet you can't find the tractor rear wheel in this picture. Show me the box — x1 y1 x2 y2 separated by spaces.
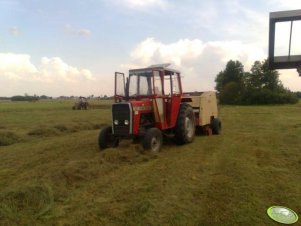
174 104 195 144
98 126 119 150
143 128 163 152
211 118 221 135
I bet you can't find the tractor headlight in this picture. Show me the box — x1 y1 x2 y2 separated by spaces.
114 119 119 125
124 120 129 125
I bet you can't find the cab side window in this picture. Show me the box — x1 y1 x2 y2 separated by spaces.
153 71 163 95
139 76 150 95
171 73 180 95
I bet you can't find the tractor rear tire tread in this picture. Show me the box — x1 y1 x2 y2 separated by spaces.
174 104 195 144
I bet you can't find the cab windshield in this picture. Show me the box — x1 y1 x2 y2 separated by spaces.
128 71 152 97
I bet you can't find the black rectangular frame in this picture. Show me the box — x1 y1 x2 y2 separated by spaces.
269 9 301 69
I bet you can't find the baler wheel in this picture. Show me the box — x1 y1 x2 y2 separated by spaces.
211 118 221 135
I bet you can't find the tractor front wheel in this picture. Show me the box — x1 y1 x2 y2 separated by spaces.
174 104 195 144
98 126 119 150
143 128 163 152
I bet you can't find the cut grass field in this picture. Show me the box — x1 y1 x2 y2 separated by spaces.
0 99 301 226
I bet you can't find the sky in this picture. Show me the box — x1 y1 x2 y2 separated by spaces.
0 0 301 97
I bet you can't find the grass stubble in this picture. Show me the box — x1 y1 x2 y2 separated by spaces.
0 100 300 225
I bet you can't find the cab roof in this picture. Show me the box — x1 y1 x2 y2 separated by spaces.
129 63 180 74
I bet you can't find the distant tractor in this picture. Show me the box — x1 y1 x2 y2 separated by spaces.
72 97 89 110
98 64 221 151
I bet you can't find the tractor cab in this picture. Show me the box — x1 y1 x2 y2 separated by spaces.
115 64 182 99
114 64 183 130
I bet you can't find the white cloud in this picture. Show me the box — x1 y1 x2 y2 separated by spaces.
193 5 218 29
39 57 95 82
112 0 168 10
64 24 91 37
78 29 91 37
0 53 37 80
221 2 268 47
126 38 265 91
279 69 301 91
270 0 301 10
130 38 204 66
126 0 167 8
0 53 100 96
8 26 20 36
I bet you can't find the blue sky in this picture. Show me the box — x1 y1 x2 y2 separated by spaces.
1 0 301 96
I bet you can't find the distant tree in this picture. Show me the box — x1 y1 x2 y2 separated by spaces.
11 96 25 101
219 81 242 104
39 95 52 99
295 92 301 98
11 94 39 101
243 60 297 104
215 60 245 104
215 59 298 105
214 71 224 93
245 60 280 91
0 97 10 100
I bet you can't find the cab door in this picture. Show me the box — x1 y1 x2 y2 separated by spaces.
152 70 165 128
114 72 125 102
169 72 182 128
162 72 182 128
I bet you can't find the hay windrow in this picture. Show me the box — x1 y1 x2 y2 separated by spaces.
61 160 98 185
101 147 158 165
0 131 20 146
28 127 60 137
28 123 105 137
0 183 54 221
53 124 68 132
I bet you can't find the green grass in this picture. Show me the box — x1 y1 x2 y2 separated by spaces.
0 100 301 225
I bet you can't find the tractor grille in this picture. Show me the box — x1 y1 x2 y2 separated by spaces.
112 103 132 135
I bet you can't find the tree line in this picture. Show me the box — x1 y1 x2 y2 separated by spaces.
215 59 299 105
10 94 52 101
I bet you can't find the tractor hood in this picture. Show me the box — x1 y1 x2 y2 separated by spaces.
130 99 153 112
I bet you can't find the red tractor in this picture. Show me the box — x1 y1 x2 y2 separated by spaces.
98 64 221 151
